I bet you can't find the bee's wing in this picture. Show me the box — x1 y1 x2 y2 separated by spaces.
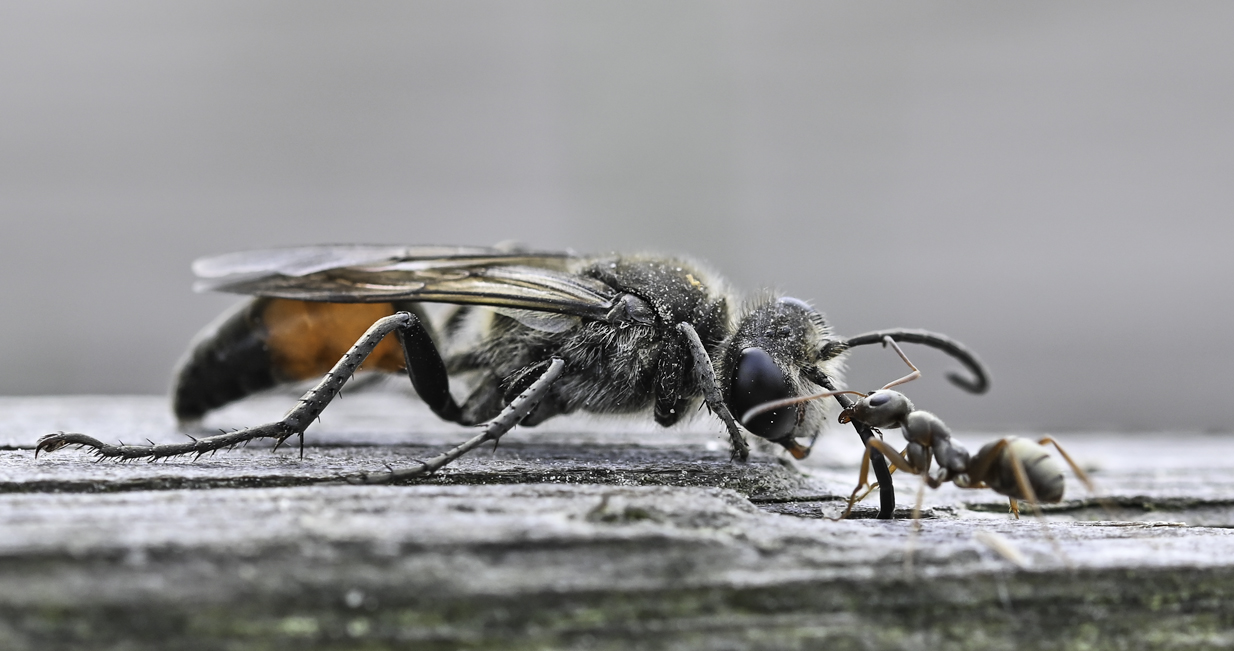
193 245 518 279
193 245 618 319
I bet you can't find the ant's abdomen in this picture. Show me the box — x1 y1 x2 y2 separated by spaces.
979 437 1066 503
172 298 408 422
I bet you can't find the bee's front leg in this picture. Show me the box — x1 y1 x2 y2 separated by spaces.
678 322 749 462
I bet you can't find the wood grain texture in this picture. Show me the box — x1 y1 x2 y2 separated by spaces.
3 394 1233 649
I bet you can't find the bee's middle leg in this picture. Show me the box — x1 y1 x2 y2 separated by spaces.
348 357 565 484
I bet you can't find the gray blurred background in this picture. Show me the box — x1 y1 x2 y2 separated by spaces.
1 1 1230 432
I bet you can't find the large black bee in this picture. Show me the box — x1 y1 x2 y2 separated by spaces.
36 245 988 515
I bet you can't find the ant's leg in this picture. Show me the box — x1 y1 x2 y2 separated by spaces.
803 367 897 520
833 446 874 520
969 439 1061 539
871 439 931 562
346 359 565 484
867 439 919 474
1006 447 1073 566
965 438 1009 482
904 476 928 572
678 322 749 461
1039 436 1119 517
37 312 418 461
1037 437 1097 494
903 452 943 573
973 531 1030 569
912 477 927 522
836 447 907 520
1006 446 1044 519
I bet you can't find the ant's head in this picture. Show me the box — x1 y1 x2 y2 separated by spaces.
720 297 844 458
843 389 914 430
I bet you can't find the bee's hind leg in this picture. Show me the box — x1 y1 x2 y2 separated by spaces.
395 310 467 424
36 312 421 462
37 310 565 480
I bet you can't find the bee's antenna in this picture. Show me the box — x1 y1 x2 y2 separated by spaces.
843 329 990 394
740 388 866 425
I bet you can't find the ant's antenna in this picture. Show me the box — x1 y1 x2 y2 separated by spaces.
879 336 921 390
739 388 866 425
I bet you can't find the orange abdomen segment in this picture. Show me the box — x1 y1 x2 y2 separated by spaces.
173 298 409 422
263 299 406 381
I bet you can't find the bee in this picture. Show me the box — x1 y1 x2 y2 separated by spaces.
36 245 989 514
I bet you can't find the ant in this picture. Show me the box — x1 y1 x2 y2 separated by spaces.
743 336 1095 520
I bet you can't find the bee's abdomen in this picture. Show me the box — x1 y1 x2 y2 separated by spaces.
173 299 277 422
173 298 407 422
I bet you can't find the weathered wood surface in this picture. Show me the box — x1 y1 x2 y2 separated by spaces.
1 393 1233 650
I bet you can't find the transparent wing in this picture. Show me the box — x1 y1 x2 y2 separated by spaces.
192 245 618 319
193 244 522 279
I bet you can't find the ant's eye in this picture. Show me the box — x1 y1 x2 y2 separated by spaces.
731 347 797 441
868 391 892 406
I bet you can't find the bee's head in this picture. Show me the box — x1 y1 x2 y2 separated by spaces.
719 296 844 458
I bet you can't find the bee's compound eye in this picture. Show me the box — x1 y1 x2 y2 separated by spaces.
731 347 797 441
